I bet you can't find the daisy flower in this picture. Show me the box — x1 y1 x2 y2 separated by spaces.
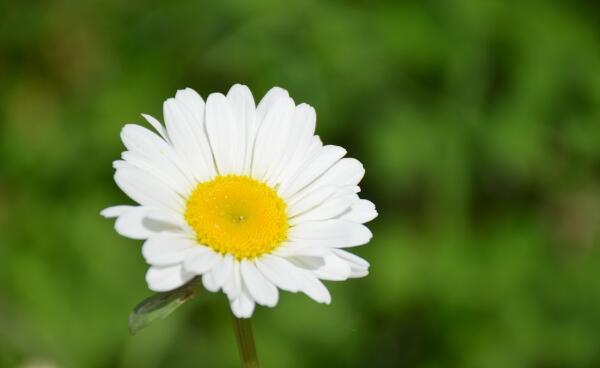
102 84 377 318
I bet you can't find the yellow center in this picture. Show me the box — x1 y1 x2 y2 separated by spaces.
184 175 289 259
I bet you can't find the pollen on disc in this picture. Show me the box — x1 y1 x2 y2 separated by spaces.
184 175 289 259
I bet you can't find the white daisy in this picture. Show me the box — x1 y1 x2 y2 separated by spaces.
102 85 377 318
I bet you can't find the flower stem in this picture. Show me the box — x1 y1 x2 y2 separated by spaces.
232 316 260 368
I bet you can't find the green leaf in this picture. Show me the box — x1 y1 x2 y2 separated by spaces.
128 277 203 335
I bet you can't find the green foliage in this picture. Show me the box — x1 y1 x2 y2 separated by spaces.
1 0 600 367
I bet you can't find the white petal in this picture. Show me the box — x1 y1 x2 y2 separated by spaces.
120 124 167 153
202 272 219 292
312 254 352 281
205 93 246 175
348 268 368 278
142 233 198 266
122 150 194 197
115 206 172 239
273 243 330 258
114 163 185 216
141 113 169 141
289 219 372 248
332 249 369 278
174 88 217 177
326 158 365 186
146 264 194 292
255 255 299 292
227 85 255 125
145 208 189 230
229 287 255 318
295 268 331 304
207 254 235 292
279 145 346 199
290 158 365 200
287 255 326 270
269 103 317 186
224 260 242 299
287 185 338 217
104 205 174 240
164 97 215 181
100 205 135 218
227 85 256 174
290 190 358 225
251 96 295 181
183 247 222 274
243 87 288 175
262 104 309 186
339 199 378 223
255 87 289 123
240 260 278 307
174 88 205 122
120 124 196 186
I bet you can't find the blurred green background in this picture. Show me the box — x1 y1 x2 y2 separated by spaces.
2 0 600 367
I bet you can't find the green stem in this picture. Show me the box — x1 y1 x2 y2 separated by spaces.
232 316 260 368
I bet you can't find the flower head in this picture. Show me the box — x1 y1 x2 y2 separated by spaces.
102 85 377 317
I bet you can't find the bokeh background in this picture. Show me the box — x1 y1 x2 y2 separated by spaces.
2 0 600 367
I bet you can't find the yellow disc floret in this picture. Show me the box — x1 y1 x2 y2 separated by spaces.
185 175 289 259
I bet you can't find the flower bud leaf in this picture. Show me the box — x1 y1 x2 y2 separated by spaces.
128 277 202 335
